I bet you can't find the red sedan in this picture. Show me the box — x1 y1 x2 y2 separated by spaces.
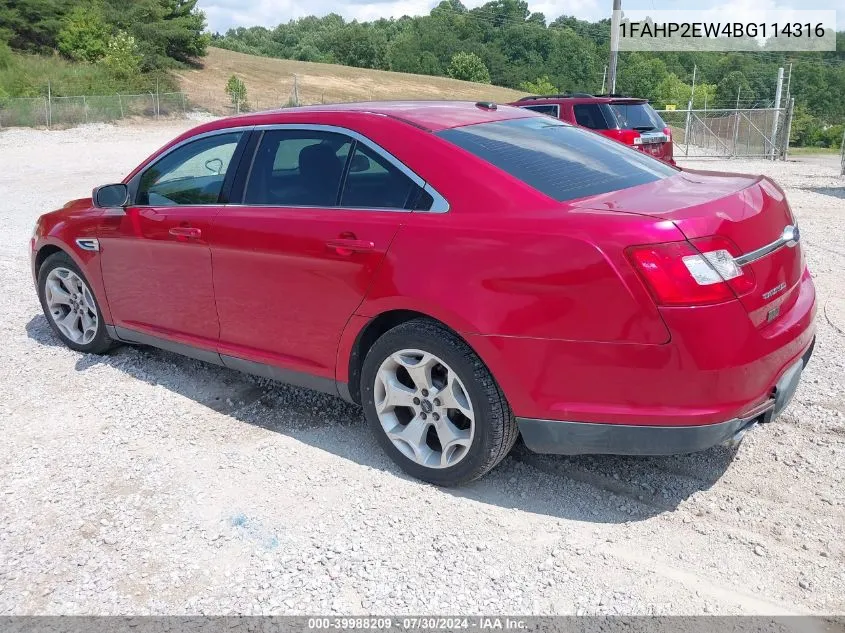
31 101 815 486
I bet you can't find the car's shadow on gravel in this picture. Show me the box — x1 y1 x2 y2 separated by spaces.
27 314 736 524
801 186 845 200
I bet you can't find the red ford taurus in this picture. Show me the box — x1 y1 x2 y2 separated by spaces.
31 101 816 486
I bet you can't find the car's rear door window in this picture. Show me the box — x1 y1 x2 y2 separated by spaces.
340 142 426 210
136 132 243 206
520 104 560 118
573 104 609 130
437 117 677 202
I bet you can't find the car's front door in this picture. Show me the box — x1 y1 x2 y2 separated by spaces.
209 126 435 383
99 130 247 350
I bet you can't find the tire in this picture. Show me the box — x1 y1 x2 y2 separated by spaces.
361 318 518 486
37 251 115 355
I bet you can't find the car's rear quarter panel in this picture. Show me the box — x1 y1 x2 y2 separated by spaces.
354 206 690 422
358 211 679 343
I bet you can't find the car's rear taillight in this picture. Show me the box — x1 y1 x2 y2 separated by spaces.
662 126 672 142
616 129 640 146
626 237 755 306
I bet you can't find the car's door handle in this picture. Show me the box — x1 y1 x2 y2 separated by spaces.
169 227 202 239
326 238 376 254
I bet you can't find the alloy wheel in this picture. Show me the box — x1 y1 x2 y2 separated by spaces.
45 267 99 345
373 349 475 469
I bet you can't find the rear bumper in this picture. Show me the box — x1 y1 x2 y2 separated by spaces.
517 337 814 456
470 269 816 427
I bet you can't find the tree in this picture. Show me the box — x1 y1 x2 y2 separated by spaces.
0 0 75 53
225 74 248 109
101 0 209 69
0 38 12 69
520 75 556 94
57 5 110 62
101 30 141 78
715 70 754 108
616 54 669 101
547 28 601 93
326 22 387 69
447 51 490 83
208 6 845 142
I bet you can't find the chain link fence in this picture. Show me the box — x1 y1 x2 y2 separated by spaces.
0 92 193 129
840 129 845 176
655 105 793 160
0 76 369 128
0 84 808 165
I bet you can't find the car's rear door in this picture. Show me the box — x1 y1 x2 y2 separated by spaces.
208 125 436 384
99 130 249 351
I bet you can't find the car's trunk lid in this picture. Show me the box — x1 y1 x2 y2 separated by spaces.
572 169 804 326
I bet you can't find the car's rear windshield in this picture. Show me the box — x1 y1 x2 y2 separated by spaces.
606 102 666 131
437 117 677 203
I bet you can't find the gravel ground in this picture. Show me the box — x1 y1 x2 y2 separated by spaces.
0 121 843 616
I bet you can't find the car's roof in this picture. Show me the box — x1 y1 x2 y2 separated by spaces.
210 101 538 133
512 95 648 105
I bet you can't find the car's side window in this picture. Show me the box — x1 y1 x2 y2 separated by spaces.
340 142 425 210
242 128 433 211
136 132 243 206
521 104 560 118
573 104 608 130
244 130 352 207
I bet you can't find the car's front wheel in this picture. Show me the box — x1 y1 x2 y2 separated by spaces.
37 251 114 354
361 319 518 486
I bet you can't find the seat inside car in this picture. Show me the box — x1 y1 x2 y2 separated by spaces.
246 140 343 206
297 143 343 206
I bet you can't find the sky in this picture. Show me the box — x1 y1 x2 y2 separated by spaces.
198 0 843 34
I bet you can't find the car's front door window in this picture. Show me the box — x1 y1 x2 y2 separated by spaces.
136 132 243 206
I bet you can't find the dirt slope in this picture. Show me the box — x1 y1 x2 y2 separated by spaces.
174 47 527 114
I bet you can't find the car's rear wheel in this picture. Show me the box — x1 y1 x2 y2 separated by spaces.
361 319 518 486
37 251 114 354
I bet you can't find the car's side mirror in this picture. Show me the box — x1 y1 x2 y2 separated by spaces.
93 183 129 209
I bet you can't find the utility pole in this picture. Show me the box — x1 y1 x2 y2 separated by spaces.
784 62 792 104
782 97 795 161
607 0 622 94
770 67 784 159
840 128 845 176
683 65 696 156
731 86 741 157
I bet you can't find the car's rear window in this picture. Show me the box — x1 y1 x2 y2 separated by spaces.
437 117 677 202
607 102 666 131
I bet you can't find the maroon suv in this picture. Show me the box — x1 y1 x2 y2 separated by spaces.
510 93 675 165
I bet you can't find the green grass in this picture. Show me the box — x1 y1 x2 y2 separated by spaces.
0 50 175 99
0 50 187 127
787 146 841 155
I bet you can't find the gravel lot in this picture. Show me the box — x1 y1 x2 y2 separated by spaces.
0 121 843 616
